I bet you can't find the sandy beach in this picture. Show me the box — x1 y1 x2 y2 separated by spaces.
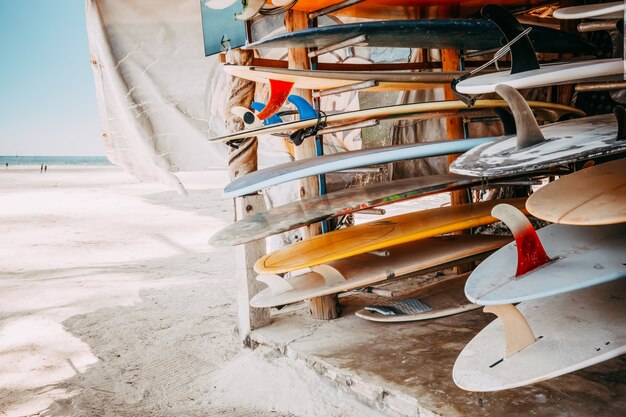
0 166 396 417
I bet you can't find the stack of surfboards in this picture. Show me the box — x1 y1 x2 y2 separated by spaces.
208 0 626 395
450 86 626 391
453 160 626 391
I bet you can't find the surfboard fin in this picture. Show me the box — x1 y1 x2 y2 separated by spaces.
494 84 544 150
256 79 294 120
287 95 317 119
491 204 551 277
250 101 285 125
483 304 537 358
310 264 346 285
492 107 516 135
257 274 294 295
481 4 539 75
614 105 626 140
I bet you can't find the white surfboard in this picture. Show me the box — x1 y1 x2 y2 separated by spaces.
553 1 625 20
205 0 238 9
449 113 626 177
250 235 510 308
453 279 626 392
224 137 493 198
465 222 626 305
455 58 622 95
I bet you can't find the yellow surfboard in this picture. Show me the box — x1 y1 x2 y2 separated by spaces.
255 198 527 274
526 158 626 225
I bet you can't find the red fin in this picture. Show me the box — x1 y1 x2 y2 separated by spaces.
491 204 551 277
257 79 294 120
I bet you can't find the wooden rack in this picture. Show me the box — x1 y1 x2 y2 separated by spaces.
228 2 498 340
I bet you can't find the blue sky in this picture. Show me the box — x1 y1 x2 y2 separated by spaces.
0 1 104 156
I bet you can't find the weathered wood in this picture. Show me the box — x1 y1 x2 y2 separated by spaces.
235 195 271 344
225 49 257 179
440 4 471 275
285 9 338 320
308 295 340 320
441 51 470 208
225 49 271 340
285 9 319 215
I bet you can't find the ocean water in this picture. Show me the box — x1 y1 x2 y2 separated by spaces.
0 156 111 166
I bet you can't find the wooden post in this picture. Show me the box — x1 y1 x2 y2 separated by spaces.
224 49 271 343
285 9 339 320
440 4 471 275
441 48 469 208
235 195 270 346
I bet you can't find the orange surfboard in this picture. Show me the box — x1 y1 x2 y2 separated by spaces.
269 0 545 19
255 198 527 274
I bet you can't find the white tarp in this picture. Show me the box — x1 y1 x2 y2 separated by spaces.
86 0 363 196
86 0 231 193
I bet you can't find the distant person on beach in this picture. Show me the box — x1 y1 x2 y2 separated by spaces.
44 165 47 172
40 164 43 173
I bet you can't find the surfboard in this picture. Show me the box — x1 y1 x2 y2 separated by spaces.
212 174 486 247
244 19 594 54
254 197 527 274
451 112 626 177
212 99 584 143
453 279 626 392
250 236 510 308
222 65 465 92
552 1 625 20
455 58 623 95
526 158 626 226
224 138 492 198
269 0 551 20
465 219 626 305
355 272 480 322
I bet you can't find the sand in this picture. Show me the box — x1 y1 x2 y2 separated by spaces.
0 166 395 417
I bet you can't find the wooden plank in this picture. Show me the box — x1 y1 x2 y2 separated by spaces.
442 54 469 208
285 9 338 320
235 195 271 344
439 4 471 275
224 49 271 341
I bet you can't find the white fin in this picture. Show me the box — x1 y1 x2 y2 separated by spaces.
256 274 293 295
311 264 346 285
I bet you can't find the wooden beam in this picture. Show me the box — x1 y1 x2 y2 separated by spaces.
440 4 471 275
285 9 339 320
235 195 271 345
442 49 469 205
224 49 271 343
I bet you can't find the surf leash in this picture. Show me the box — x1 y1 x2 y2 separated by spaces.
451 27 533 106
289 110 328 146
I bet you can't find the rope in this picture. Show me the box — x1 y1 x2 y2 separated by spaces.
451 27 533 106
289 110 327 146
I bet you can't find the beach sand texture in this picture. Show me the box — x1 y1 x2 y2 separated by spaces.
0 166 391 417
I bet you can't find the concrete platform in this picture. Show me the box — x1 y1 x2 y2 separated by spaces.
250 275 626 417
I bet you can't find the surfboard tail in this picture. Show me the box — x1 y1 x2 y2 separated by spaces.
256 79 294 120
491 204 550 277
